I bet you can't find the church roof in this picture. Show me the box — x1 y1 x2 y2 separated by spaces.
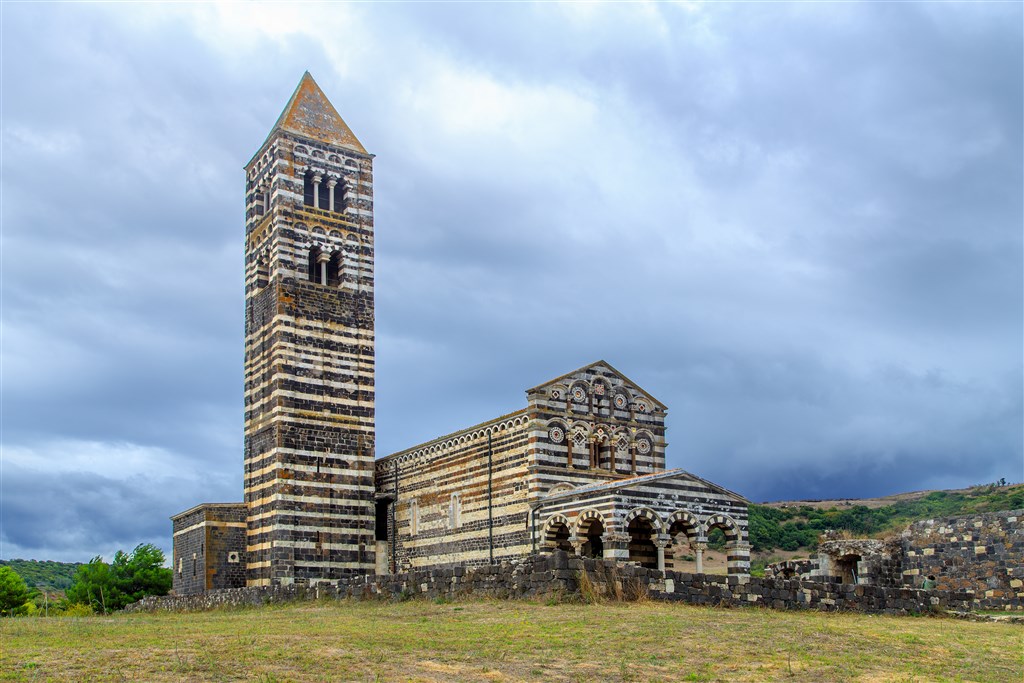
270 71 367 153
528 360 667 410
542 468 749 505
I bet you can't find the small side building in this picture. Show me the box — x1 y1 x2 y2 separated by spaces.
170 503 247 595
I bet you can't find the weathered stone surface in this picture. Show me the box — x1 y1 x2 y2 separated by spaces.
765 509 1023 611
132 551 978 616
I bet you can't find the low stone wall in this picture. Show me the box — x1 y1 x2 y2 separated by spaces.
899 509 1023 610
128 552 976 616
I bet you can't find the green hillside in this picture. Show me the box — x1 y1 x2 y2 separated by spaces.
0 559 82 591
749 483 1023 552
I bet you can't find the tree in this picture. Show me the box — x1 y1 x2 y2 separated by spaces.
65 543 172 612
65 557 123 613
113 543 172 604
0 566 34 615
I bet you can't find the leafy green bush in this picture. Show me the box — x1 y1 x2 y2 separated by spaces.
0 566 36 615
65 543 171 613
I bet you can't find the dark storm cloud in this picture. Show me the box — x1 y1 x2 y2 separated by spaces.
1 2 1020 561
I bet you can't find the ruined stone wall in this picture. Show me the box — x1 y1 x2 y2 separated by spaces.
243 117 376 586
375 411 533 572
133 551 976 616
898 509 1023 609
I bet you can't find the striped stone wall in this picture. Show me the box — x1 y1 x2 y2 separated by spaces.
537 471 750 574
242 93 376 586
375 411 534 571
525 362 667 501
171 504 247 595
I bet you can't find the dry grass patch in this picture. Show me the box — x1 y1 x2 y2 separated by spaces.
0 599 1020 682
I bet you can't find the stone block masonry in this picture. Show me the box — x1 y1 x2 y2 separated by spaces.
132 552 976 616
171 504 247 595
241 73 377 586
899 509 1023 610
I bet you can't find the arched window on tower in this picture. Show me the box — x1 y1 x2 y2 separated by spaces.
303 171 314 207
328 251 343 287
256 256 269 288
307 246 322 282
333 179 346 213
317 177 330 211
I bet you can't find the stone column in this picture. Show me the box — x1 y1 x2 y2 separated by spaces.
568 535 583 556
692 541 707 574
727 541 751 580
588 436 597 468
602 531 630 562
317 251 331 285
654 534 671 572
327 178 337 212
312 174 322 209
258 181 268 215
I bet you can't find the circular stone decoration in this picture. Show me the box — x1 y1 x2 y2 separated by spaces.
613 394 628 410
636 438 652 454
571 386 586 403
548 426 565 443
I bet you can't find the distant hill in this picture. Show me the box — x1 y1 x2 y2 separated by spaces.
748 482 1023 553
0 559 83 591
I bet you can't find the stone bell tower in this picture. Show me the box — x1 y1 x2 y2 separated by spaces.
242 72 376 585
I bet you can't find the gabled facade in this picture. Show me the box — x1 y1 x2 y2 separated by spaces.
171 75 749 596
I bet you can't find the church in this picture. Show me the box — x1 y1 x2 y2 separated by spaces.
170 73 750 595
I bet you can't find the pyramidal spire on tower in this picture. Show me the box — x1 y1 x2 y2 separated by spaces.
271 71 366 153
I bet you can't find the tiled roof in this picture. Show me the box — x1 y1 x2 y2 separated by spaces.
272 71 367 153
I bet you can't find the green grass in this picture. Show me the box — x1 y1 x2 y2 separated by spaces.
1 599 1020 682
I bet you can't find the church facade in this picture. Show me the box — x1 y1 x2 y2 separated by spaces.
171 74 750 595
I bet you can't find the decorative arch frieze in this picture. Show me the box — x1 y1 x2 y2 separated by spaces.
703 513 741 542
665 510 702 542
543 513 571 534
574 509 606 535
623 507 664 532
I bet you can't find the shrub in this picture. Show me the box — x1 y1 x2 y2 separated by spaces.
65 544 171 613
0 566 34 615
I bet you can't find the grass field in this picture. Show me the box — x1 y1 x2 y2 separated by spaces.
1 599 1020 682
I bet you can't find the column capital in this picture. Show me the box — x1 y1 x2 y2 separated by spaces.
312 174 322 184
316 251 332 264
692 541 708 551
326 177 338 188
653 534 671 549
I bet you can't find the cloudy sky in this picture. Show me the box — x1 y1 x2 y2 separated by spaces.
2 2 1021 562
